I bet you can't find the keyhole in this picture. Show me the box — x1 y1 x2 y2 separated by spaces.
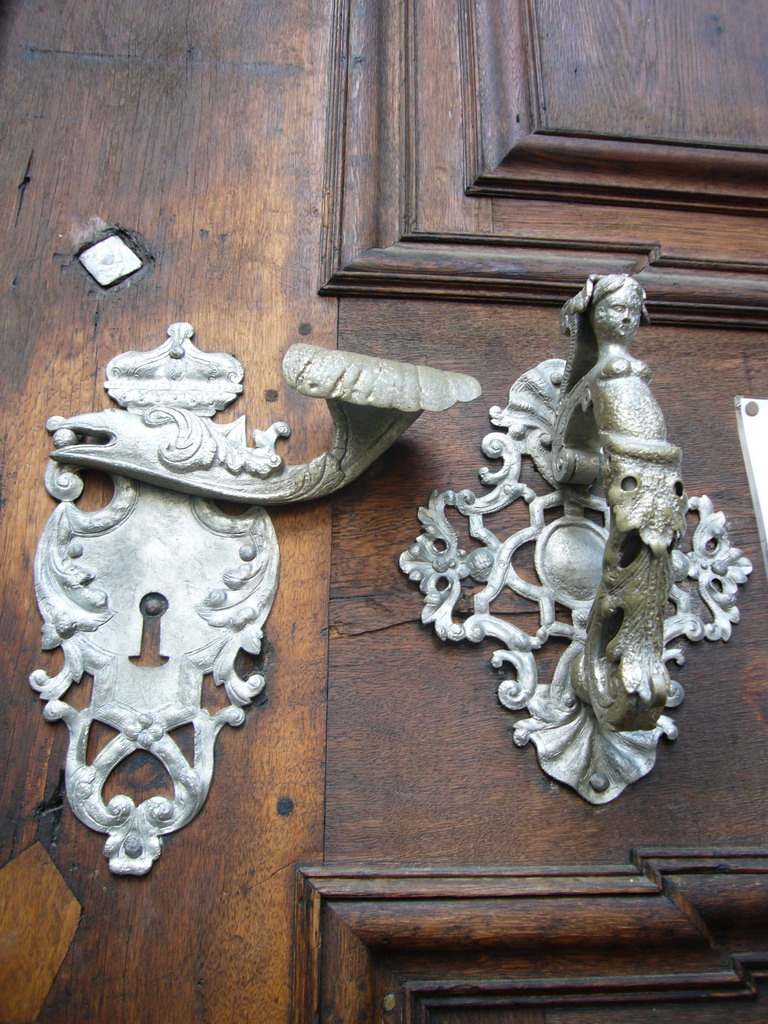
130 592 169 666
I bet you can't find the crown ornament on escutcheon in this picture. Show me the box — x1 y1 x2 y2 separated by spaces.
105 322 244 416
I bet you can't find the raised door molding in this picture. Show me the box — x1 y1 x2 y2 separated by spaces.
294 853 768 1022
321 0 768 325
469 0 768 210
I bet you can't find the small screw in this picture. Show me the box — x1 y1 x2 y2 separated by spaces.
78 234 142 287
746 401 760 417
123 835 143 858
141 593 168 617
589 772 609 793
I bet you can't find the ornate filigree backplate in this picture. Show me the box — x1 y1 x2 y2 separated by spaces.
31 466 278 875
401 359 752 803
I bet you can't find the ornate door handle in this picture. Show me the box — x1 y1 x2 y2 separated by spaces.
402 275 751 802
553 275 687 733
47 325 479 504
31 322 479 873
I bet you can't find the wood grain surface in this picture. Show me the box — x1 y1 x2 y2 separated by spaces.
529 0 768 145
0 1 335 1021
0 843 80 1023
1 0 767 1021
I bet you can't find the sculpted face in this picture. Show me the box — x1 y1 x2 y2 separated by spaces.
590 281 643 344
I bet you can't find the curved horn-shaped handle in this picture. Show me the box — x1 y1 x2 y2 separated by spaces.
552 275 687 731
47 328 480 505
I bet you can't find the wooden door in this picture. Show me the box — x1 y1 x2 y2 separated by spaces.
1 2 767 1023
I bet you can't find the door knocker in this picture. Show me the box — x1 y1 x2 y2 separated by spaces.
401 275 751 803
31 322 480 873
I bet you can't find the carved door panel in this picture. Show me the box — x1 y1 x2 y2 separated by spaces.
1 2 767 1024
296 1 768 1021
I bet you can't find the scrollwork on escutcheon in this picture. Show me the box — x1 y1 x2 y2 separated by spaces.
32 322 480 874
31 463 278 874
401 277 752 804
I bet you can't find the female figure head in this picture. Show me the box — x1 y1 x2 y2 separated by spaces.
589 275 647 350
561 273 649 354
